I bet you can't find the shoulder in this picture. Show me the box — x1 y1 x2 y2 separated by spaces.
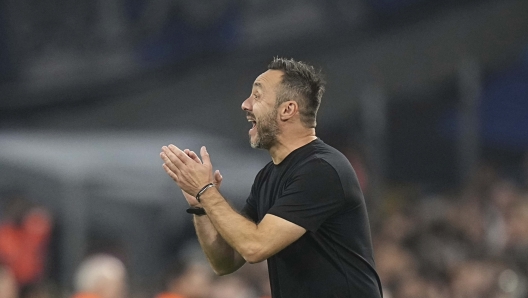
285 152 344 191
304 139 354 175
308 140 363 202
276 139 352 179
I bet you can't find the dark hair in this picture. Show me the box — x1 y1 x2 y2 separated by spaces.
267 57 326 128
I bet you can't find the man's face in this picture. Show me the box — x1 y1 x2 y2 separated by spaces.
241 70 283 150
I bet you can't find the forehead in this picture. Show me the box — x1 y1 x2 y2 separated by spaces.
253 69 284 91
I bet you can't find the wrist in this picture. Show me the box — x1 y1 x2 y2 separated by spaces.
195 183 215 203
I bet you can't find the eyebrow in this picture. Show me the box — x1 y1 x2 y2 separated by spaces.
253 82 262 89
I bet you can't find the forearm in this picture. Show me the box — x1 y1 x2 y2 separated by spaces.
193 213 246 275
199 189 267 263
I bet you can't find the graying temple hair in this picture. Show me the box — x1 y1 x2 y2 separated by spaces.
267 57 326 128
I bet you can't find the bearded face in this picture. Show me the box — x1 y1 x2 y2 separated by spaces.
243 69 285 150
248 107 280 150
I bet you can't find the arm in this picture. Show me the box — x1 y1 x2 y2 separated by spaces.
168 149 246 275
199 188 306 264
161 145 306 264
193 208 247 275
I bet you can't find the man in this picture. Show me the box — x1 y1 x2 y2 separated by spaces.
71 254 127 298
160 57 382 297
155 258 212 298
0 196 52 288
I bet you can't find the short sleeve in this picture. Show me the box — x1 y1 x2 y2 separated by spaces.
241 187 258 223
267 159 345 232
240 197 258 222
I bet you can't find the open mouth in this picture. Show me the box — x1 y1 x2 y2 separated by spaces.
247 118 257 129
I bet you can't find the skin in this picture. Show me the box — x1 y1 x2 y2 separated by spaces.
160 69 317 274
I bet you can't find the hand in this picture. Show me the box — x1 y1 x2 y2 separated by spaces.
160 145 218 205
181 149 223 206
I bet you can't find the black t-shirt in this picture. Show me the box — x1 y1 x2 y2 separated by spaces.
242 139 382 298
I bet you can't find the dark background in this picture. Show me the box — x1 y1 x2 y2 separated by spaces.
0 0 527 296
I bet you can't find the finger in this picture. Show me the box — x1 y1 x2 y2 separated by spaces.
184 148 202 163
160 151 181 176
162 146 186 169
183 149 202 163
188 150 202 164
200 146 211 166
162 164 179 181
168 144 192 165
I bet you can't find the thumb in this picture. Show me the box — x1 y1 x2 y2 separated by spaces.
214 170 223 189
201 146 211 166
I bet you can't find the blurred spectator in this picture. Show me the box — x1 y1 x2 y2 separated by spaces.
0 263 18 298
155 259 212 298
391 273 434 298
0 196 52 288
209 275 255 298
449 260 497 298
374 239 418 290
20 281 56 298
236 262 271 298
523 151 528 189
504 196 528 277
370 157 528 297
72 254 127 298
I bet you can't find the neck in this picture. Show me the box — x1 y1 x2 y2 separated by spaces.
269 128 317 164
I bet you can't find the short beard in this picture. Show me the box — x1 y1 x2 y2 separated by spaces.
251 108 280 150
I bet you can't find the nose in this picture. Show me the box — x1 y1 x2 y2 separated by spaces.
241 96 252 112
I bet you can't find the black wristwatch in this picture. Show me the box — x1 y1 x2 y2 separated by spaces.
186 207 206 216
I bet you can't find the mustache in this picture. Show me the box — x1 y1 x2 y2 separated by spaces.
246 112 256 118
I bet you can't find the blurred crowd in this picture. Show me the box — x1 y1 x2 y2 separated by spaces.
374 160 528 298
0 193 272 298
1 154 528 298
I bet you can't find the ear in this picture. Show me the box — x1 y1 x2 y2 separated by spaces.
279 101 298 121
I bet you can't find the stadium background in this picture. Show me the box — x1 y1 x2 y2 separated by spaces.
0 0 527 297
